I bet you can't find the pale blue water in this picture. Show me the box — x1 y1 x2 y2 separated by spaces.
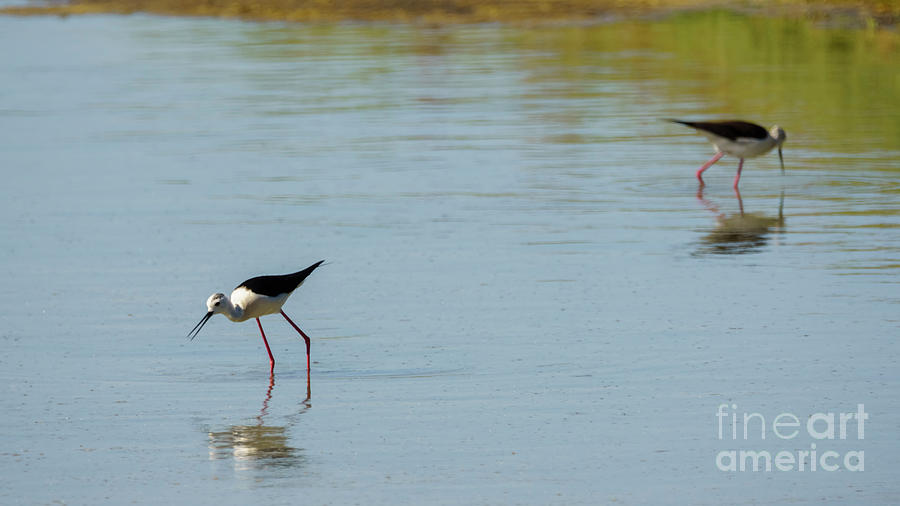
1 12 899 505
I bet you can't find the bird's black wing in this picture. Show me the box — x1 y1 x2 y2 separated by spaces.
667 119 768 141
236 260 325 297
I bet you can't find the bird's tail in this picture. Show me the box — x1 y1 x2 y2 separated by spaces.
663 118 694 128
288 260 325 289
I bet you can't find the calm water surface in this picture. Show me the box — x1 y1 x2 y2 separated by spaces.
1 10 899 505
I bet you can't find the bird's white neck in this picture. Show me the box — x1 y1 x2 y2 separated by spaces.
220 297 246 322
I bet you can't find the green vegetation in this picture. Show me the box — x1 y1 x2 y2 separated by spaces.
2 0 900 27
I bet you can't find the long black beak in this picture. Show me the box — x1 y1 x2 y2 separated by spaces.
187 311 213 341
778 146 784 174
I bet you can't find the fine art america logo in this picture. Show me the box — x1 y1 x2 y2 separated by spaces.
715 404 867 472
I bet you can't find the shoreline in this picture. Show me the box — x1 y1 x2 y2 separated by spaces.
2 0 899 29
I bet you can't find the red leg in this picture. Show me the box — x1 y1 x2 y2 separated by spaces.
732 158 744 189
256 318 275 373
696 151 724 182
280 310 311 372
734 186 745 215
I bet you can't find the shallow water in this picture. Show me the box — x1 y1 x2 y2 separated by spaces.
1 10 899 505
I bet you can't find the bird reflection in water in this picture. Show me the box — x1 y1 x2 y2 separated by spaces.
695 185 785 255
207 374 311 471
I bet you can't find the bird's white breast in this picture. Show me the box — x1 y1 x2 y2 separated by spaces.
229 287 291 321
707 134 777 159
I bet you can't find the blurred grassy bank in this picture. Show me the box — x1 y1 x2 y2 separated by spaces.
2 0 900 27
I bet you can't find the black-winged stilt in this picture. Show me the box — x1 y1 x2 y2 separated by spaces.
187 260 324 373
668 119 786 189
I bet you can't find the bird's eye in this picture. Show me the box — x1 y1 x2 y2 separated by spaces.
214 302 220 306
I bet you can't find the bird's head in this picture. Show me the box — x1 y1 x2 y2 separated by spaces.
770 125 786 173
770 125 786 145
206 293 228 314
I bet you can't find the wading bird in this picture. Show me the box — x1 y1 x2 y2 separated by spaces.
668 119 786 189
187 260 324 373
